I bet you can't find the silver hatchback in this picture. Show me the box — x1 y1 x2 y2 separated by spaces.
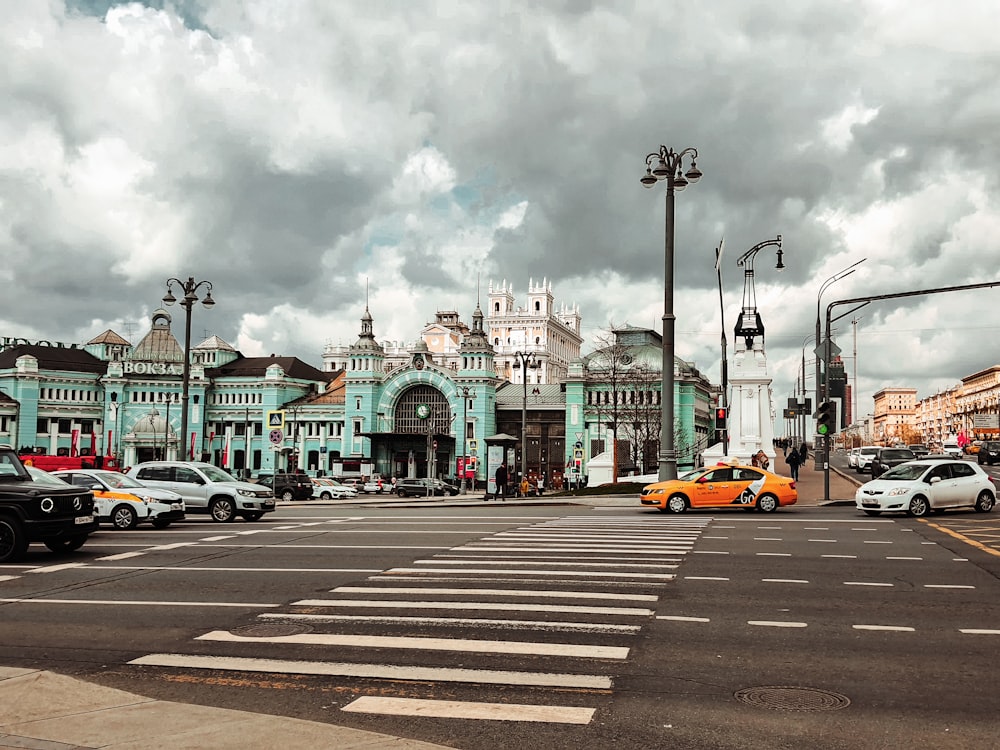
855 459 995 517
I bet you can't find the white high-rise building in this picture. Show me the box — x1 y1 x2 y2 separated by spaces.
486 279 582 385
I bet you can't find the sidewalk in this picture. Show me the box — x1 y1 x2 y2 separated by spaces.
770 449 861 506
0 666 454 750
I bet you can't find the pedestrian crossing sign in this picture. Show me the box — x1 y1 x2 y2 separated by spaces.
267 410 285 429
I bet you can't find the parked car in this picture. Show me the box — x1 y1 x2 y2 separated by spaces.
256 472 313 501
978 441 1000 466
855 459 995 517
127 461 275 522
640 463 797 513
855 446 880 473
361 478 384 494
52 469 185 529
434 479 460 496
0 448 97 563
907 444 929 458
310 477 358 499
869 447 916 478
394 478 449 497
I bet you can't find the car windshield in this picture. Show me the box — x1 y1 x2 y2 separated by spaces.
860 448 878 455
985 442 1000 450
94 471 145 489
199 465 240 482
878 464 928 481
25 466 74 486
882 450 914 460
0 452 30 481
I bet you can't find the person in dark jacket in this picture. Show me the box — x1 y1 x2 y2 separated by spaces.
786 447 801 480
494 462 508 501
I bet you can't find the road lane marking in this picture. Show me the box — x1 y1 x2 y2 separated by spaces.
863 540 892 544
684 576 729 581
919 519 1000 558
822 555 857 559
754 537 782 541
853 625 914 632
455 547 691 554
657 615 710 622
382 568 675 579
808 539 837 543
96 552 146 561
886 557 922 560
692 551 729 555
844 582 893 587
959 629 1000 635
330 586 659 601
197 630 629 659
924 584 975 589
293 599 654 616
412 559 677 570
0 598 278 607
259 613 641 633
0 575 20 581
199 536 237 542
747 621 807 628
84 566 384 573
756 553 792 557
26 563 87 573
127 654 613 689
342 696 595 724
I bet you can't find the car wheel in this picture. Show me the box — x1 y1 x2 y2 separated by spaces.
665 494 688 513
907 496 929 517
111 504 138 530
0 516 28 563
243 511 264 521
44 535 87 553
320 491 332 500
210 497 236 523
862 510 882 517
281 489 294 501
151 519 172 529
756 494 779 513
974 491 995 513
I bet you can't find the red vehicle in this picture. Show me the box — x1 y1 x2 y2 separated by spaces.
18 453 120 472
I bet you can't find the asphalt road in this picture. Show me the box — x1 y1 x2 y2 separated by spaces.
2 501 999 749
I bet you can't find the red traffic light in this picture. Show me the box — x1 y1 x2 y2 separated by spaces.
714 407 728 429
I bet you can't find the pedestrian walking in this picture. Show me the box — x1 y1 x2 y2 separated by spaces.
536 474 544 495
495 462 508 501
799 443 809 463
755 450 770 471
786 447 801 481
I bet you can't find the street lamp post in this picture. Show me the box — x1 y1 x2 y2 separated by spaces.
163 277 215 463
512 351 539 492
815 260 864 465
641 145 702 481
148 408 159 460
456 385 476 494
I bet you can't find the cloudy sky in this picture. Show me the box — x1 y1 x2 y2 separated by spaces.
4 0 1000 428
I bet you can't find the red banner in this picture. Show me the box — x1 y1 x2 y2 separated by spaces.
71 429 80 457
190 431 196 459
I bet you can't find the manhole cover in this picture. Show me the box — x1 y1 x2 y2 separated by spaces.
231 623 312 638
734 686 851 712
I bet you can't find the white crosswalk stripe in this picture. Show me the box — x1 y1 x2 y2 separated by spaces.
128 515 710 725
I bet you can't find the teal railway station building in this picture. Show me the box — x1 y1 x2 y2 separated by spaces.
0 304 713 485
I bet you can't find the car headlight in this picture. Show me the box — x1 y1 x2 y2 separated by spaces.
237 488 255 497
886 487 912 496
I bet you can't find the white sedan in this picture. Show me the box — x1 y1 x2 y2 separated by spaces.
855 459 995 517
311 477 358 499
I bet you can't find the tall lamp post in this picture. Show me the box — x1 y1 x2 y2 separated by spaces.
815 260 864 464
512 350 539 489
457 385 476 495
147 408 159 460
163 277 215 462
641 145 702 480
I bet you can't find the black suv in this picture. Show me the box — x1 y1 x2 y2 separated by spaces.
0 447 97 563
870 447 916 478
256 472 313 501
395 478 447 497
978 441 1000 466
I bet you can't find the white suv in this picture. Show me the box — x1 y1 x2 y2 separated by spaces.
127 461 275 522
855 446 879 473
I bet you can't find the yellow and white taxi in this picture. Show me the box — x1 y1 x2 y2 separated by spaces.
640 463 797 513
52 469 185 530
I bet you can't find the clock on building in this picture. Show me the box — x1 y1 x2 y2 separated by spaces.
416 403 431 419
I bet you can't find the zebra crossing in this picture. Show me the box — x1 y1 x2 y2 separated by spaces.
130 515 709 725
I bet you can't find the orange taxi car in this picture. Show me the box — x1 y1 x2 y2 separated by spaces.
640 463 797 513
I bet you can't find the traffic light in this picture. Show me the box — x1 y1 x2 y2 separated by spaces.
816 401 835 435
715 407 728 429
